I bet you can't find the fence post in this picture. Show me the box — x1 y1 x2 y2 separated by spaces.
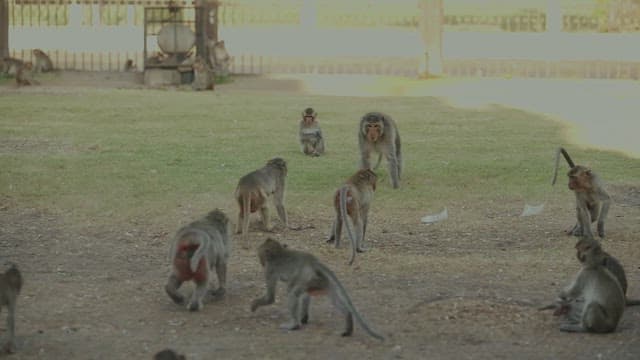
0 0 8 58
417 0 443 78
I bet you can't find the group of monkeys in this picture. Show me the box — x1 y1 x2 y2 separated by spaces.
1 49 54 86
0 108 635 358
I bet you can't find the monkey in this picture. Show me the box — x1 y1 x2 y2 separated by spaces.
210 40 231 77
250 238 385 341
1 57 24 75
191 56 214 91
0 264 22 353
154 348 186 360
298 107 325 156
32 49 53 73
165 209 231 311
15 62 38 87
549 237 625 333
326 169 377 265
124 59 137 72
234 158 288 249
552 147 611 238
358 112 402 189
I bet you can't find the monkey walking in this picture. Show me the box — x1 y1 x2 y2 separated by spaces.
234 158 289 249
15 62 38 87
0 264 23 353
552 147 611 238
250 238 385 340
358 112 402 189
166 209 231 311
298 107 325 156
32 49 53 73
548 237 625 333
327 169 377 265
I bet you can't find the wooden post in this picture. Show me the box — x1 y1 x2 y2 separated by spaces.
417 0 443 78
0 0 8 58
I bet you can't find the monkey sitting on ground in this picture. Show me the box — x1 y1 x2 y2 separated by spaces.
166 209 231 311
154 348 186 360
32 49 53 73
327 169 377 265
191 56 214 91
552 147 611 238
548 237 625 333
250 238 385 340
358 112 402 189
234 158 288 249
0 264 23 353
16 62 38 86
298 107 325 156
123 59 137 72
209 40 231 77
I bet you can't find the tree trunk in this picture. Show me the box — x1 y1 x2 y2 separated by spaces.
418 0 443 78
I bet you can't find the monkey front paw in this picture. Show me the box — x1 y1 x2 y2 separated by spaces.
187 300 203 312
280 322 301 331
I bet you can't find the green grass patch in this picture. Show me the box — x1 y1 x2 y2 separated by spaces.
1 87 637 223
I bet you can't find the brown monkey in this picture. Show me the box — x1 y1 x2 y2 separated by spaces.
550 237 625 333
298 107 325 156
32 49 53 73
191 56 214 91
552 147 611 238
124 59 137 72
327 169 377 265
0 264 22 353
209 40 231 77
250 238 385 340
359 112 402 189
166 209 231 311
154 348 186 360
1 57 24 75
234 158 288 249
15 62 38 86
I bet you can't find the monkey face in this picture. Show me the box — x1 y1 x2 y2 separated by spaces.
365 122 383 142
567 167 593 192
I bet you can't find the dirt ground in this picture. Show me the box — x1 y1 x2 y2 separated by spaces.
1 73 640 359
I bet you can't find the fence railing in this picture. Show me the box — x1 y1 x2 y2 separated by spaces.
6 0 640 79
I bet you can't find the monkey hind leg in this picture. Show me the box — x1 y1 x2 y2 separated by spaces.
301 294 311 324
559 320 585 333
165 274 185 305
210 261 227 298
260 206 273 232
281 290 304 331
187 280 209 312
583 303 618 333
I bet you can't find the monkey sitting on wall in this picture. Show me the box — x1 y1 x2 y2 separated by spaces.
32 49 54 73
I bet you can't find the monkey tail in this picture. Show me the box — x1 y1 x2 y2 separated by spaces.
187 229 211 272
319 264 385 341
339 186 357 266
552 147 575 185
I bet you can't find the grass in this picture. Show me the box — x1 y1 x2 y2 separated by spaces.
1 86 638 226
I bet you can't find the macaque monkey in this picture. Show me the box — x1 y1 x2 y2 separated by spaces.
327 169 377 265
124 59 137 72
298 107 325 156
166 209 231 311
191 56 214 91
154 348 186 360
550 237 625 333
0 264 22 353
250 238 385 340
1 57 24 75
32 49 53 73
209 40 231 77
15 62 38 86
359 112 402 189
552 147 611 237
234 158 288 249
